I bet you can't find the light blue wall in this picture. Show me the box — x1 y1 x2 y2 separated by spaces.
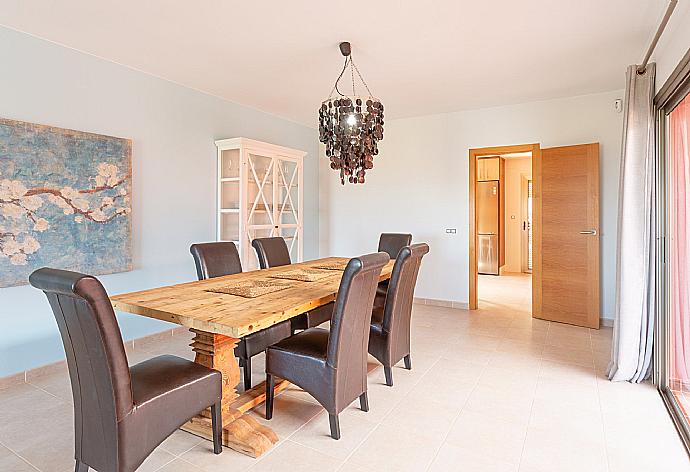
0 27 319 377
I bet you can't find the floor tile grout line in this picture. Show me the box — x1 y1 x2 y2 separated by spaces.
0 438 43 472
24 379 69 404
422 342 497 472
373 356 443 426
515 319 550 471
591 326 613 472
149 453 178 472
331 355 445 471
158 437 204 459
202 356 432 467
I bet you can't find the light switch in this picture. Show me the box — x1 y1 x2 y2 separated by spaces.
445 228 457 234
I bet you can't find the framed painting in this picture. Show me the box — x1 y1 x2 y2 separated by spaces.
0 118 132 287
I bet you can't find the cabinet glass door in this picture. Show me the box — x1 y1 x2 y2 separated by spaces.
275 158 301 261
276 158 299 226
246 152 275 228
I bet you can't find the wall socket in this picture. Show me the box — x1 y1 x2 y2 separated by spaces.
614 99 623 113
445 228 457 234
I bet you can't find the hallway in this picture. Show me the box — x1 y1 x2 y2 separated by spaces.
479 272 532 315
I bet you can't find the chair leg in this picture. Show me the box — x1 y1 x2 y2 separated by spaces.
243 356 252 391
404 354 412 370
359 392 369 412
384 366 393 386
210 402 223 454
265 374 275 420
328 413 341 440
75 460 89 472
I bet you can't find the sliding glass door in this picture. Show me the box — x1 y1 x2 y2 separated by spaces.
657 52 690 452
666 91 690 420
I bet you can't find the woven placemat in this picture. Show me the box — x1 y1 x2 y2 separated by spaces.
268 268 333 282
206 280 292 298
311 261 349 271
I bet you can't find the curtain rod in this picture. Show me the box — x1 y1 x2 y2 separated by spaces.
638 0 678 74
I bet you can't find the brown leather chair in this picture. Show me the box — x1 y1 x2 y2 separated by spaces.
378 233 412 259
264 252 389 440
190 242 292 391
251 237 333 332
369 243 429 387
29 268 223 472
375 233 412 307
251 236 292 268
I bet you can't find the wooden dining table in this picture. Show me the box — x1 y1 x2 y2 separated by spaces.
110 256 394 458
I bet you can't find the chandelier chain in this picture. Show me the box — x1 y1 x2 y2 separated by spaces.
327 54 373 100
351 59 374 98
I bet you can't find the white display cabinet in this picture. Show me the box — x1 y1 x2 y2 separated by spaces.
215 138 305 271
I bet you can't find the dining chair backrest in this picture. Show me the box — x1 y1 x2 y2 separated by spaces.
29 268 133 469
326 252 389 408
382 243 430 352
378 233 412 259
190 242 242 279
252 237 292 269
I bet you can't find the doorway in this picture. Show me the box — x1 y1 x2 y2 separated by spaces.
469 144 539 316
469 142 601 329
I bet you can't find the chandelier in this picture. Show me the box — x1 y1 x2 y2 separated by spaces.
318 42 384 185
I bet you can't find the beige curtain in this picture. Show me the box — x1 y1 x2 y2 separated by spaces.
608 63 656 383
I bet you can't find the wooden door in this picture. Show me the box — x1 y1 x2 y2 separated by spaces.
533 143 600 328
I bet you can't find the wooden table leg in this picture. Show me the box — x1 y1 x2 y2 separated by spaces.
180 329 289 458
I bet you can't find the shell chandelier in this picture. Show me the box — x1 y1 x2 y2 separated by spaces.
318 42 384 185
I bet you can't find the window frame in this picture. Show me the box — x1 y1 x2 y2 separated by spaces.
654 46 690 454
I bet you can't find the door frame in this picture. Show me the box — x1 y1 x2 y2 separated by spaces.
469 143 541 310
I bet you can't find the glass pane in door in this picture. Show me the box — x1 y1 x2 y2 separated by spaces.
247 153 274 227
668 91 690 423
280 226 300 263
276 159 299 226
246 226 276 271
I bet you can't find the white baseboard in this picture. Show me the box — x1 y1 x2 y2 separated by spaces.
414 297 469 310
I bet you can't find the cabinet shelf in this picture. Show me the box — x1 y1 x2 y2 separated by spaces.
247 180 298 188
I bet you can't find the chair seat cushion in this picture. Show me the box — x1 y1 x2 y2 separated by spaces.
270 328 330 359
123 355 221 470
291 303 334 331
235 320 292 359
266 328 334 411
130 355 221 411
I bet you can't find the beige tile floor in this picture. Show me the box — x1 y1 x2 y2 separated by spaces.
1 273 688 471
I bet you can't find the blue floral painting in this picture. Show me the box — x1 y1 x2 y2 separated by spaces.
0 118 132 287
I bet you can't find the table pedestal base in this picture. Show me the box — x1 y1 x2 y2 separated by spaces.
183 329 289 458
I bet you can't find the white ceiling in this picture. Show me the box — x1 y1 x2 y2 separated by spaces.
0 1 668 127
